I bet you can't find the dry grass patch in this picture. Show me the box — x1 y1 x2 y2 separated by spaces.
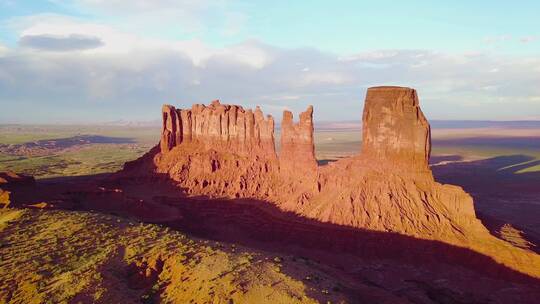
0 209 353 303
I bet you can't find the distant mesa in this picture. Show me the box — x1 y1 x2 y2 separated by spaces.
0 135 136 157
120 86 540 279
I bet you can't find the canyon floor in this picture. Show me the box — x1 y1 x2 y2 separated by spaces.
1 123 539 303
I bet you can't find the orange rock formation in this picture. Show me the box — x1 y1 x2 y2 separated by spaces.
279 106 317 176
160 100 276 158
122 86 540 279
361 86 431 173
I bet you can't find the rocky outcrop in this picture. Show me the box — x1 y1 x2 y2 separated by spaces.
140 101 319 200
361 86 431 173
279 106 317 178
160 100 277 158
141 102 281 200
120 86 540 280
133 90 461 235
160 105 180 153
306 87 475 238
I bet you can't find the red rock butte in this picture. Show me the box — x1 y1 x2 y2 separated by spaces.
122 86 540 279
160 100 277 158
362 86 431 173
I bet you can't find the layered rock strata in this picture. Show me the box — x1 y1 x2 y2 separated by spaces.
361 86 431 174
298 87 474 237
160 100 276 158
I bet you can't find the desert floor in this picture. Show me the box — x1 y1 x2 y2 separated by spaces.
1 123 540 303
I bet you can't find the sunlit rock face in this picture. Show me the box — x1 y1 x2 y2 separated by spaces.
153 101 284 200
361 86 431 173
121 86 540 280
160 100 276 158
279 106 317 178
308 87 476 237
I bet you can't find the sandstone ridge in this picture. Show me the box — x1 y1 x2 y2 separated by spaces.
160 100 277 158
121 86 540 279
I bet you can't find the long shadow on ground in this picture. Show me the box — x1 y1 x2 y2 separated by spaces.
158 196 540 283
432 154 540 253
432 136 540 149
6 170 540 302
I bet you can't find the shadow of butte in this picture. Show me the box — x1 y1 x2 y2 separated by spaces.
148 195 540 286
432 154 540 253
11 173 540 291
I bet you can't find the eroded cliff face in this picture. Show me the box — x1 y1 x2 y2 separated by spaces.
160 100 276 158
143 90 472 239
149 101 310 202
300 87 476 240
361 86 431 174
121 87 540 279
279 106 318 193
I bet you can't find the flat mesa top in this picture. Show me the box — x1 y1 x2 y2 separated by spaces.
368 86 414 91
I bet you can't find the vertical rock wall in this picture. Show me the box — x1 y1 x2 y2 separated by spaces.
361 86 431 173
279 106 318 176
160 100 277 158
161 87 430 176
160 105 179 153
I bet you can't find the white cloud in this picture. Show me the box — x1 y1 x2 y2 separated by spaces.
0 16 539 122
11 15 269 69
296 72 351 86
62 0 232 35
211 41 274 69
25 16 148 52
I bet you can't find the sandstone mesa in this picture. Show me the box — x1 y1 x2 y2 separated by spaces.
121 86 540 279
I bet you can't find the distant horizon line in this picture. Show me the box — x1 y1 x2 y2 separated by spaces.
2 119 540 128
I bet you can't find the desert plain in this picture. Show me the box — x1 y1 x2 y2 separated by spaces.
1 107 539 303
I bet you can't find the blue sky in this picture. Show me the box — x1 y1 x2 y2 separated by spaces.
0 0 539 123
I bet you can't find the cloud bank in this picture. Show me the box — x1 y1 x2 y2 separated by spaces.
0 14 539 123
